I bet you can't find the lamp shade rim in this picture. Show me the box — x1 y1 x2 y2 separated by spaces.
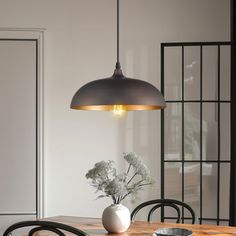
70 76 166 110
71 104 166 111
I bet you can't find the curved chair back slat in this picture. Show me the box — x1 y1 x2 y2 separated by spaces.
3 220 89 236
131 198 195 224
28 226 65 236
147 202 181 223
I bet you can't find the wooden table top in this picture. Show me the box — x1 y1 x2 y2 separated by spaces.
38 216 236 236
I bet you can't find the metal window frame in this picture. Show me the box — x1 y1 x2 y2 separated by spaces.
230 0 236 227
160 41 231 225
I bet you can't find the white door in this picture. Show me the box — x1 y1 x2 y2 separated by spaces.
0 39 38 234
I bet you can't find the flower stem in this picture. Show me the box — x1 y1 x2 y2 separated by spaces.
112 195 116 204
127 173 137 185
126 163 131 175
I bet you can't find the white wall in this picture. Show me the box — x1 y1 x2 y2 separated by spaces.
0 0 230 218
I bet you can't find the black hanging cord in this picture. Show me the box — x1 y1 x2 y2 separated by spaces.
116 0 121 69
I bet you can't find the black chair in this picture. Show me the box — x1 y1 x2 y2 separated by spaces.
3 220 89 236
131 198 196 224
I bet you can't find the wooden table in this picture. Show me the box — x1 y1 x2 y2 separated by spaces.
38 216 236 236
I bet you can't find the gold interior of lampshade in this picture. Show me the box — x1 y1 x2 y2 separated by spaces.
71 104 165 111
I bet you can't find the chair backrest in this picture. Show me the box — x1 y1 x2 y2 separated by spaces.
131 199 195 224
3 220 89 236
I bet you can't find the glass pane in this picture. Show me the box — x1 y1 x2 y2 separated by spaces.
203 46 218 100
220 46 231 100
220 163 230 219
202 163 217 218
164 162 182 200
202 103 218 161
184 163 200 219
219 221 229 226
164 47 182 100
184 219 193 224
184 103 200 160
164 103 182 160
220 103 230 160
164 207 181 223
202 220 217 225
184 46 200 100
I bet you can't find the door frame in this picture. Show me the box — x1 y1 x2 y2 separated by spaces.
0 28 45 218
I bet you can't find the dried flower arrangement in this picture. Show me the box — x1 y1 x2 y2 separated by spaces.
85 152 153 204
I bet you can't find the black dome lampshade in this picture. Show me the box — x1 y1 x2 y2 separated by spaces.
70 0 166 116
70 63 166 111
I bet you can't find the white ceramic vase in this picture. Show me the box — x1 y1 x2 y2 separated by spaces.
102 204 130 233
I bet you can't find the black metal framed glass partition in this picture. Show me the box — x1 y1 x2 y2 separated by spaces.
161 42 231 225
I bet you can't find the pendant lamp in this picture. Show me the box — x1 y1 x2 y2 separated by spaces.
70 0 166 116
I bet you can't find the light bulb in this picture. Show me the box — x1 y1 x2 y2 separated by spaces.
113 105 126 117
